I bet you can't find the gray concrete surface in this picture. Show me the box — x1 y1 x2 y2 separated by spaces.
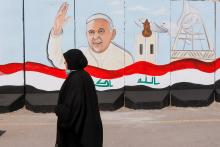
0 103 220 147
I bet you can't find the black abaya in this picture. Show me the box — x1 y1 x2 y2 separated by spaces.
55 49 103 147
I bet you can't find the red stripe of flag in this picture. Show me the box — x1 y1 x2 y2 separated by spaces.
0 58 220 79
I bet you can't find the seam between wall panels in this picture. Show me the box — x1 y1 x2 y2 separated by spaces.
74 0 76 48
123 0 126 107
22 0 26 96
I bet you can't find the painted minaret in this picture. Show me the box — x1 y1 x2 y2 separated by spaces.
135 19 157 64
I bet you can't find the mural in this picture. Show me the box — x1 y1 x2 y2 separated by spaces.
23 0 75 112
24 0 76 91
170 0 215 106
0 0 220 112
0 0 24 112
74 0 126 109
124 0 171 109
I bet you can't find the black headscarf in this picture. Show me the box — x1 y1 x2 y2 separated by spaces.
63 49 88 70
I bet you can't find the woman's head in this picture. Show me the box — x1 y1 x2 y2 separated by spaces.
63 49 88 70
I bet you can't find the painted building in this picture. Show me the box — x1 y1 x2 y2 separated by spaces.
135 32 157 64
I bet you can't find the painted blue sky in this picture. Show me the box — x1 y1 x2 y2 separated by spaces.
24 0 75 66
0 0 219 66
0 0 23 64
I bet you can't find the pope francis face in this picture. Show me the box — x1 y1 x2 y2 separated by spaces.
86 19 116 53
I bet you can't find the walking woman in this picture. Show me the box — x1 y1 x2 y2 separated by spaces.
55 49 103 147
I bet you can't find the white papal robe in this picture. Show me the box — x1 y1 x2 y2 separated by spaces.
47 32 134 70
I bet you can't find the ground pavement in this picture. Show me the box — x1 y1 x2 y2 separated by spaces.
0 102 220 147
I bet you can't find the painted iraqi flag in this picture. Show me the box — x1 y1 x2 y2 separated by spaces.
0 58 219 91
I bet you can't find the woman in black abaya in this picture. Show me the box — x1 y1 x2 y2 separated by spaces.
55 49 103 147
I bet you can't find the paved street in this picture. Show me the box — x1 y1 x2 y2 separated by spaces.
1 103 220 147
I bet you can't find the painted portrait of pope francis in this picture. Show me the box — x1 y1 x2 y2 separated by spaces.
47 2 134 70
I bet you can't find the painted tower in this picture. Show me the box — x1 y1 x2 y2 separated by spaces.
135 19 157 64
135 32 157 64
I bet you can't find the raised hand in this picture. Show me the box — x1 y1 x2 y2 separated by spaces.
52 2 69 35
